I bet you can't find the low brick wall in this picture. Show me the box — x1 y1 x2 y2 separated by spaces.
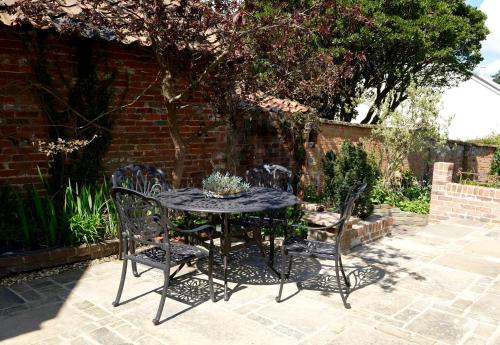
302 120 497 190
429 162 500 224
307 214 393 253
373 204 428 227
0 239 119 278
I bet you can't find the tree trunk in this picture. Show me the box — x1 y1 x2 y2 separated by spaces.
161 69 187 189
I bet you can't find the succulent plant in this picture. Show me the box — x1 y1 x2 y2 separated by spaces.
202 171 250 198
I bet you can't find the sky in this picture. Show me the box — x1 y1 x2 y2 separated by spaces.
467 0 500 78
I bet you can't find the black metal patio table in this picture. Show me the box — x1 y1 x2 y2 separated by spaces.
157 187 297 301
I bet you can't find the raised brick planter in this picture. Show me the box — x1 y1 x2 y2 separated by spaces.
429 162 500 224
373 204 428 227
0 239 119 278
305 213 393 253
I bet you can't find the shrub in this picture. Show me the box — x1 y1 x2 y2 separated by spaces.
491 149 500 176
370 170 430 214
321 141 378 218
468 133 500 146
302 185 324 204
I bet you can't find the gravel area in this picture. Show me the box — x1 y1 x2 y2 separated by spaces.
0 254 119 287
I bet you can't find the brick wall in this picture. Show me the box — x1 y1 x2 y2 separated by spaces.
0 26 292 188
429 162 500 224
302 120 497 189
0 26 496 190
462 143 497 177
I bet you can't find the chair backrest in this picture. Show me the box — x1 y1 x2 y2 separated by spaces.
112 164 170 195
245 164 293 193
336 184 367 242
111 187 168 246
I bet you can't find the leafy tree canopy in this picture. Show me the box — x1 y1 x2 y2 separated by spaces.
493 71 500 85
6 0 368 186
320 0 488 123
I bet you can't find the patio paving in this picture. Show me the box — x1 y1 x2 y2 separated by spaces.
1 220 500 345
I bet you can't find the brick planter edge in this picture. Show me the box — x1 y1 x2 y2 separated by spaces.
0 239 119 278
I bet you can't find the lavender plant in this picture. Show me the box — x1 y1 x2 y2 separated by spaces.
202 172 250 198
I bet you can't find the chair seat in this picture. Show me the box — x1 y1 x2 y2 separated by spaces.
283 237 338 259
130 244 208 267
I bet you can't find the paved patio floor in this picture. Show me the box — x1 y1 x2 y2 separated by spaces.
1 221 500 345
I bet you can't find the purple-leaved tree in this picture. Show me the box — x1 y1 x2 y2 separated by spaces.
6 0 368 187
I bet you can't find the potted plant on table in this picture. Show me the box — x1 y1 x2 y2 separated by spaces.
202 172 250 199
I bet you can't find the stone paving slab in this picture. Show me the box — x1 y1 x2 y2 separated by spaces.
0 221 499 345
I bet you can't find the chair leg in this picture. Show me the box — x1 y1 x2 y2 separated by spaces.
112 257 128 307
208 240 215 302
223 254 229 301
253 228 266 258
223 215 230 301
130 240 139 277
276 252 287 302
153 265 171 325
335 257 351 309
338 254 350 289
285 256 293 279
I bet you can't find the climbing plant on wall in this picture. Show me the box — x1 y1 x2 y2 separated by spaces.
21 31 122 191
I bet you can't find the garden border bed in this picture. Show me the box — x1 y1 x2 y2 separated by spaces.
0 239 119 278
373 204 428 227
306 214 394 252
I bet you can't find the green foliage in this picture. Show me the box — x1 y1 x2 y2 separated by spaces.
0 183 60 249
462 178 500 189
15 192 30 243
331 0 488 123
68 213 103 245
493 71 500 85
0 178 117 252
302 185 324 204
368 84 449 187
468 133 500 147
371 171 430 214
0 185 30 248
321 141 378 218
29 186 58 246
64 180 117 244
202 171 250 197
490 149 500 176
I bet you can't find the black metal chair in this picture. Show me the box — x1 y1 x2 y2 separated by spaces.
276 184 367 309
233 164 294 261
111 187 215 325
111 163 170 195
245 164 293 193
112 163 171 269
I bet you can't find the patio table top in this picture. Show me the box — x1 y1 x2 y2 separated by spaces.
157 187 297 214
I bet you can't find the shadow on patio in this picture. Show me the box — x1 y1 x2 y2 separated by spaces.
0 242 391 342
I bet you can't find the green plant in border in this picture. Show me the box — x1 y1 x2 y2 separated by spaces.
491 148 500 176
370 170 431 215
69 213 102 245
64 179 117 245
321 141 378 218
0 184 32 247
29 185 58 247
14 191 31 243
